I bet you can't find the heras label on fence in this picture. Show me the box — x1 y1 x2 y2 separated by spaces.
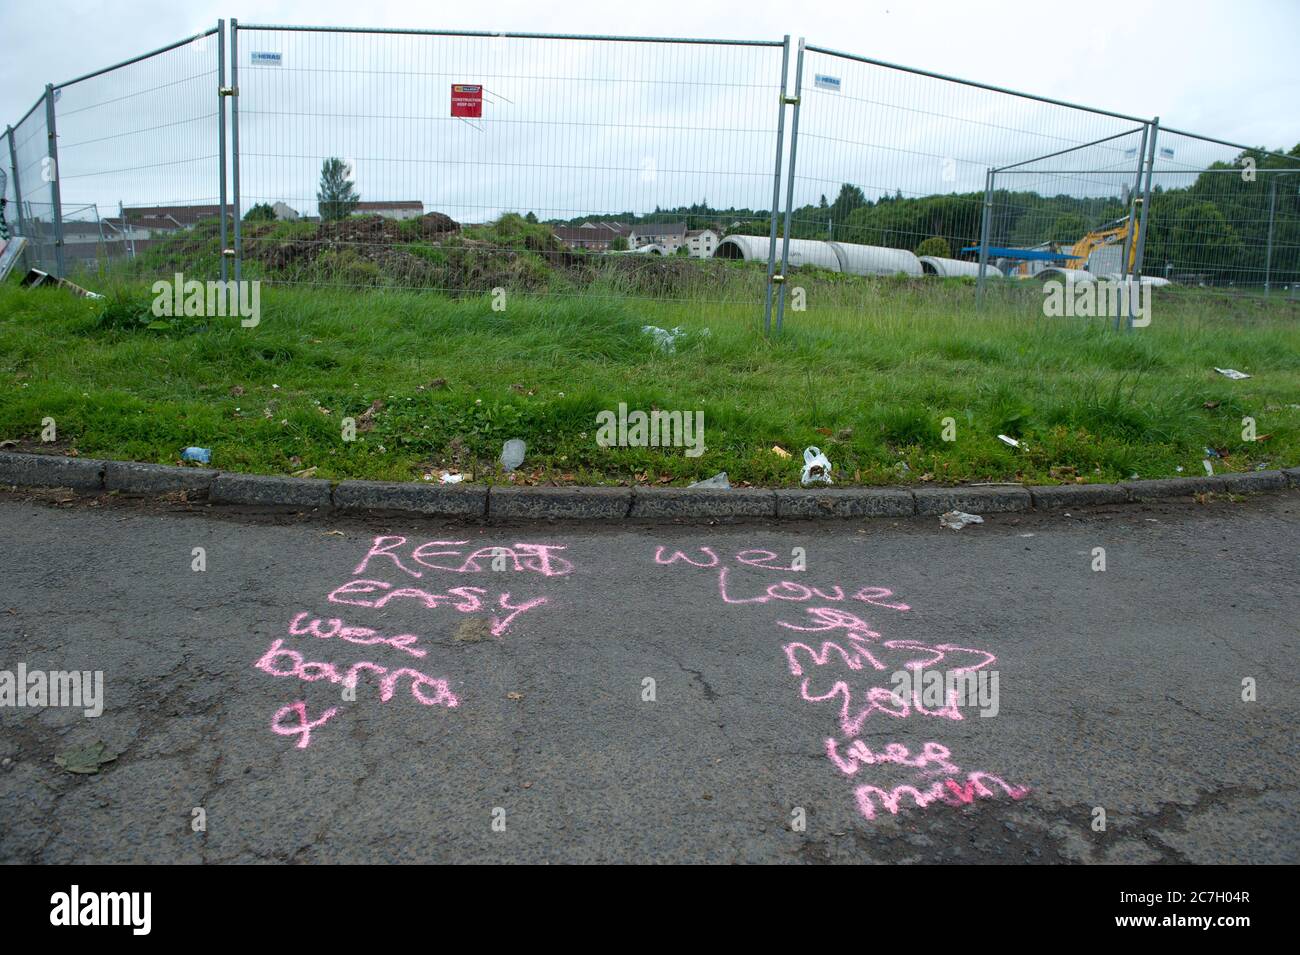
814 74 842 92
251 51 282 66
451 84 483 118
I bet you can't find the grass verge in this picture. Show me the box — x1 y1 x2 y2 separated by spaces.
1 276 1297 487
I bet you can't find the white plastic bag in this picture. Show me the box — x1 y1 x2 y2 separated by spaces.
800 446 833 486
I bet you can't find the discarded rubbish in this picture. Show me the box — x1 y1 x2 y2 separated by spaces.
500 438 526 471
440 472 465 484
1202 460 1214 476
1203 447 1221 458
997 434 1021 448
292 466 318 478
940 510 984 530
770 445 791 459
54 741 117 775
1214 368 1251 380
689 471 730 489
181 447 212 464
801 447 833 485
0 237 28 283
20 268 104 299
641 324 708 353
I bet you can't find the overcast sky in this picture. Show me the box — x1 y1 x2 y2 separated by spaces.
3 0 1297 223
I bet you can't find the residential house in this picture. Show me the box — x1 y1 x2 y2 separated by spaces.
629 222 686 253
353 200 424 221
551 220 633 251
685 228 719 258
121 204 224 237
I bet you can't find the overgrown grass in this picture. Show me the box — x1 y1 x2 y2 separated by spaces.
1 274 1296 487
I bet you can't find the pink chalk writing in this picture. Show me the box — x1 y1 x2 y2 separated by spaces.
825 739 961 777
271 701 339 749
289 611 427 658
355 537 574 579
855 773 1029 820
327 580 546 636
718 568 910 611
650 543 1025 823
256 639 461 708
785 638 997 736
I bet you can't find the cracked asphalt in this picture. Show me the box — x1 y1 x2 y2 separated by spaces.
0 488 1296 864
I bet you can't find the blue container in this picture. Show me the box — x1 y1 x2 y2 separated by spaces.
181 447 212 464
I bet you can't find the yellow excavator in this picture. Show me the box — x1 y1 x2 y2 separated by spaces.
1063 215 1138 274
996 214 1139 277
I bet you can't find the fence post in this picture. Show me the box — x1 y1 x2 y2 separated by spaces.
44 84 65 278
976 168 993 307
763 36 791 336
1131 116 1158 291
229 18 242 285
218 20 229 284
1264 176 1277 296
1117 122 1149 329
775 38 805 335
6 125 24 239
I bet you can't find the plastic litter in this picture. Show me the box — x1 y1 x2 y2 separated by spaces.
689 471 730 489
20 268 103 299
1202 459 1214 476
997 434 1021 448
642 325 686 353
500 438 526 472
940 510 984 530
181 447 211 464
801 446 833 486
440 472 465 484
770 445 791 459
1214 368 1251 380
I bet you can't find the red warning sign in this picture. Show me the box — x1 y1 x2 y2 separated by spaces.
451 84 483 118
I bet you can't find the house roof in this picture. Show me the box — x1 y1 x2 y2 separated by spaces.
633 222 686 237
354 200 424 211
553 226 616 243
122 204 223 228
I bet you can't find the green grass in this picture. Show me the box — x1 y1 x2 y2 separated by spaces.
1 274 1297 487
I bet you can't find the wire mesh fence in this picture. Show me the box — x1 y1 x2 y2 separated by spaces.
229 24 789 306
4 21 1297 321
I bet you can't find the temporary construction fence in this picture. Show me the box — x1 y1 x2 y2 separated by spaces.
5 21 1299 331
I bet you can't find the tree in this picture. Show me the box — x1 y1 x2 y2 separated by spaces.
829 183 867 226
915 236 951 258
317 157 359 221
524 211 538 223
610 236 629 252
243 202 276 223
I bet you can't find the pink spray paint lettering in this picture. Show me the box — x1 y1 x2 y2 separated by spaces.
326 580 546 637
256 639 461 708
271 701 339 749
651 542 1026 822
289 611 427 658
354 536 574 579
259 537 569 749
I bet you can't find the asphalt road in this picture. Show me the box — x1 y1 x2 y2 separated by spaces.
1 489 1296 864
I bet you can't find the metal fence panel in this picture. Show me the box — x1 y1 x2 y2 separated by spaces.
230 24 788 307
1137 129 1300 291
784 46 1150 276
6 96 58 273
45 28 222 280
